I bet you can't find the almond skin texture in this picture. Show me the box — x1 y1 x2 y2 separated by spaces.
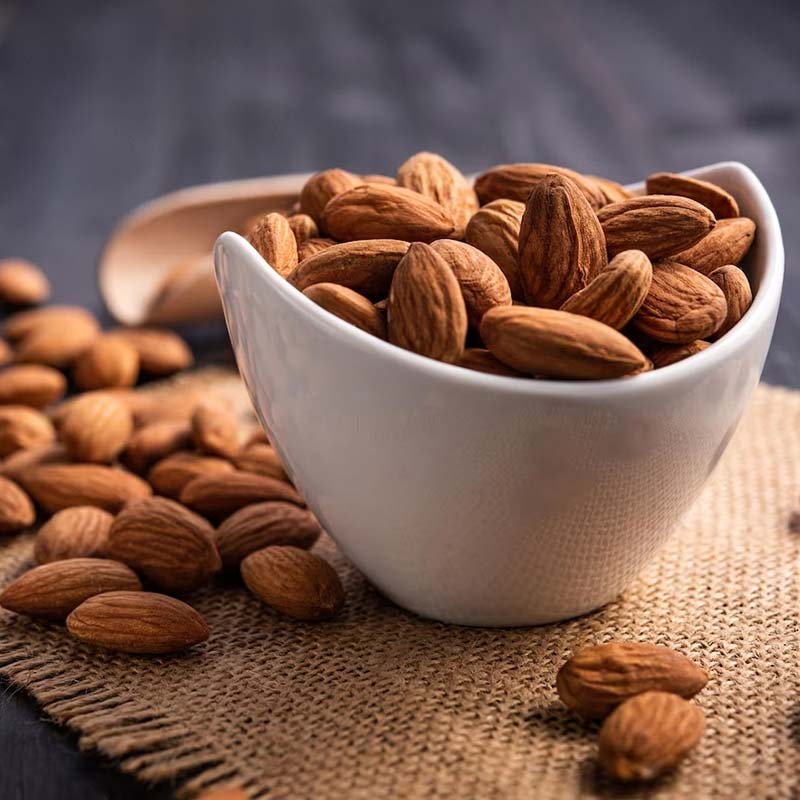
456 348 525 378
0 364 66 407
241 546 344 621
646 172 739 219
597 195 716 259
34 506 114 564
557 642 709 719
650 340 710 369
73 334 140 390
19 464 152 513
247 212 298 277
107 328 193 375
234 444 289 482
480 306 647 380
0 405 55 457
634 260 727 344
0 259 51 305
388 242 468 364
289 239 409 300
106 497 220 593
216 501 322 570
430 240 512 328
299 168 362 227
708 265 753 337
324 184 457 243
0 474 36 533
192 403 240 459
122 420 193 474
14 311 99 367
287 213 319 244
560 250 653 330
297 237 337 261
66 590 209 654
1 558 141 620
518 174 608 308
146 452 235 499
303 283 387 339
59 391 134 463
598 692 705 781
673 217 756 275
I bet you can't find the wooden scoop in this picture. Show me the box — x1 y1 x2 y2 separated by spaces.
98 173 307 325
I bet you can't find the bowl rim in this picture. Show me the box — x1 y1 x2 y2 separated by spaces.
216 160 783 401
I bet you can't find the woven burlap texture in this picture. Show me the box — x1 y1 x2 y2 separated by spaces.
0 373 798 799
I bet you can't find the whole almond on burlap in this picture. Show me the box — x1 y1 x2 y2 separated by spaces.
106 497 221 593
297 237 337 262
299 168 362 227
0 405 55 457
457 348 525 378
72 334 140 390
650 340 710 369
287 213 319 245
465 199 525 300
597 195 716 259
430 239 512 328
672 217 756 275
234 443 289 482
0 364 66 407
289 239 409 300
122 420 193 473
146 451 235 499
474 163 605 209
708 265 753 337
303 283 387 339
216 501 322 570
19 464 151 513
518 173 608 308
646 172 739 219
66 590 209 654
324 184 457 243
587 175 633 205
241 546 344 621
634 260 727 344
0 258 51 305
0 558 141 620
246 212 298 277
560 250 652 330
128 387 204 427
396 151 479 235
0 442 67 481
598 691 705 781
388 242 467 364
35 506 114 564
107 327 193 375
14 310 99 367
2 305 97 341
59 391 134 463
0 474 35 533
480 306 647 380
192 403 240 460
556 642 709 719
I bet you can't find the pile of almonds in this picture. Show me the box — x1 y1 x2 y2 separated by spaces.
0 269 343 655
245 154 755 379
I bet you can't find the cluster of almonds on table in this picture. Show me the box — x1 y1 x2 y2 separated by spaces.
244 154 755 379
0 265 343 655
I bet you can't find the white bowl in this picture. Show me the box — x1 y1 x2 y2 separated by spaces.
214 162 783 626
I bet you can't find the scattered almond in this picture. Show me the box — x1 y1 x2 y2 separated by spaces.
0 442 68 481
0 405 55 457
107 328 194 375
192 403 240 459
0 258 51 305
0 364 67 407
34 506 114 564
234 443 289 482
59 391 134 463
73 334 140 390
14 309 99 367
146 451 235 499
0 474 36 533
122 420 193 473
2 305 96 341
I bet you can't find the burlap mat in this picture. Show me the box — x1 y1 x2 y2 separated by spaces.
1 372 798 799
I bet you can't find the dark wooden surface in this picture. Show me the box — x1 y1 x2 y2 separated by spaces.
0 0 798 797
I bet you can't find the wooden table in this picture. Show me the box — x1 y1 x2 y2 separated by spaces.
0 0 797 796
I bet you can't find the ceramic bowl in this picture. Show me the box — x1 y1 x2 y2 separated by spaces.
214 162 783 626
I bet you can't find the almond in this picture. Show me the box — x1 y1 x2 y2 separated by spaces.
0 405 55 457
297 237 337 261
0 258 51 305
66 590 209 654
387 242 467 364
234 443 289 483
708 265 753 337
246 212 298 277
128 387 203 427
287 213 319 244
464 199 526 300
634 260 727 344
673 217 756 275
106 497 220 593
303 283 387 339
299 168 362 227
361 173 396 186
72 334 140 390
560 250 653 329
34 506 114 564
480 306 647 379
0 339 12 366
557 642 709 719
59 391 134 463
180 471 304 520
146 451 235 498
456 348 524 378
646 172 739 219
240 546 344 621
14 311 99 367
0 442 68 481
122 420 193 473
106 328 193 375
192 403 240 459
587 175 633 205
289 239 409 300
324 184 456 243
19 464 151 512
0 474 35 533
650 340 710 369
598 692 705 781
518 173 608 308
216 501 322 569
0 364 66 407
1 558 141 620
597 195 716 259
430 239 512 328
2 305 97 341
